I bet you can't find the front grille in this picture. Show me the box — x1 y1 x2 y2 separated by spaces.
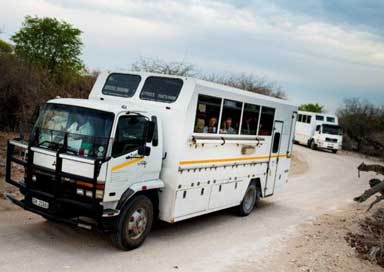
325 138 337 143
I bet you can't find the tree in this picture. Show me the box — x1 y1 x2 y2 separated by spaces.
299 103 324 113
11 16 83 76
131 57 197 77
206 73 286 99
337 98 384 154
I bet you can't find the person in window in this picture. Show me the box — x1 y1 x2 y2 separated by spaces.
203 117 218 133
67 114 94 136
67 114 95 156
220 117 237 134
242 116 257 135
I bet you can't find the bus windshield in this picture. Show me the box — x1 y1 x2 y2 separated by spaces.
33 103 114 158
322 124 342 136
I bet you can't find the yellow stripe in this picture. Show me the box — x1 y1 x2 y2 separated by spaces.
112 158 144 172
179 154 287 166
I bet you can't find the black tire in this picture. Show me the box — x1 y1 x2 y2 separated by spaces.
111 195 153 250
332 149 338 154
310 140 317 150
238 183 259 217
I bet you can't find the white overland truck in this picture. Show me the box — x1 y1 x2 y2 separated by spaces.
6 71 297 250
294 110 343 153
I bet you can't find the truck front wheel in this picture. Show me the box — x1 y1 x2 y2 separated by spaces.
112 195 153 250
310 140 317 150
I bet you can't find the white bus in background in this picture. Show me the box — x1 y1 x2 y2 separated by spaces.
294 110 343 153
6 71 297 250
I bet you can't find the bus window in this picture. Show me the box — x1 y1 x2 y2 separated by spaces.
326 116 335 123
140 76 183 103
298 114 302 122
241 103 260 135
220 99 242 134
316 115 324 121
102 73 141 97
307 116 312 124
194 94 222 133
258 107 275 136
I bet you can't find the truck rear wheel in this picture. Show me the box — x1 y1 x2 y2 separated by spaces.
111 195 153 250
237 183 259 216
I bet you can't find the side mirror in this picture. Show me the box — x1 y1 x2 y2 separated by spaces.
138 145 151 156
144 120 155 143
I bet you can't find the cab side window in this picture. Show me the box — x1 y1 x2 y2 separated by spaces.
112 115 146 157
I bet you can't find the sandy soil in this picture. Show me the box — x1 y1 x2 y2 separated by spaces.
230 202 382 272
0 141 382 272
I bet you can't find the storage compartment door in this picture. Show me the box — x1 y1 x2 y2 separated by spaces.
208 181 244 210
174 187 209 218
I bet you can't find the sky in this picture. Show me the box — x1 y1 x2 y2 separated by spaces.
0 0 383 113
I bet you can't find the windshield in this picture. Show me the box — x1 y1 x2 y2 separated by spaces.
322 124 342 135
33 103 114 158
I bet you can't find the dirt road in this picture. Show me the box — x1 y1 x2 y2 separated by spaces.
0 145 379 272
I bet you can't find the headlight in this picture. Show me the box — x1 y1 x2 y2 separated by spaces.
76 188 84 195
85 190 93 198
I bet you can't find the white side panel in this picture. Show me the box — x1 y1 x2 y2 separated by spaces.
208 180 246 210
174 187 210 217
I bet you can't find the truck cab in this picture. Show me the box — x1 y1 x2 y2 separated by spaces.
6 98 164 249
312 123 343 153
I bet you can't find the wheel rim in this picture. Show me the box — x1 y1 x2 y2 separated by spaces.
127 208 148 240
243 187 256 212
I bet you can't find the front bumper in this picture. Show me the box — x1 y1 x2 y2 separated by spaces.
316 141 341 150
5 139 117 231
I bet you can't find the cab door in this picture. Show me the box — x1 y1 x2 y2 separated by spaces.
108 114 150 195
264 121 283 196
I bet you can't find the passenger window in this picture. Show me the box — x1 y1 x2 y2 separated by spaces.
140 76 183 103
258 107 275 136
272 132 281 153
316 115 324 121
102 73 141 97
241 103 260 135
112 115 146 157
194 95 221 133
220 99 242 134
316 125 321 132
326 117 335 123
298 114 302 122
307 116 312 123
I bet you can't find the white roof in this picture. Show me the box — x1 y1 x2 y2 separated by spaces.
99 70 296 108
48 98 142 114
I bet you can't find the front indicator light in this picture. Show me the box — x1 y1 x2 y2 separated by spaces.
95 190 104 199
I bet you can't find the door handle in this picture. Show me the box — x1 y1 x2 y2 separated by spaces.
138 161 147 166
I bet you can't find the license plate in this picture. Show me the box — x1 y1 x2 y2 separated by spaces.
32 197 49 209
